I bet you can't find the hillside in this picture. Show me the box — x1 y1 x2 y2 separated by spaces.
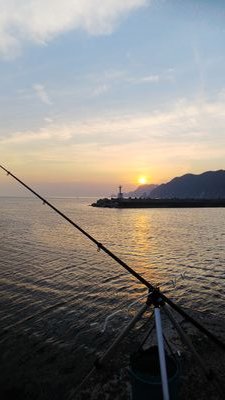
147 170 225 199
126 184 158 198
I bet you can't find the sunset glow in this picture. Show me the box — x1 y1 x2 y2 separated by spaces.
138 176 147 185
0 2 225 197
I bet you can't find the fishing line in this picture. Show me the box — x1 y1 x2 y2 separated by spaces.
1 164 225 351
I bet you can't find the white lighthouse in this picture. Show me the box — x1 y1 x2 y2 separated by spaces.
117 185 123 199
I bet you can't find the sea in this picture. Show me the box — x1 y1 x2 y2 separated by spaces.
0 197 225 363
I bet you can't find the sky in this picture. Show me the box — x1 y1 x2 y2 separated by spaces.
0 0 225 196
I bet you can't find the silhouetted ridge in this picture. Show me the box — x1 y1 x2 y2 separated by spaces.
148 170 225 199
126 184 158 198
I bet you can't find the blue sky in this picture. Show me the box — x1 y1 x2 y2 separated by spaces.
1 0 225 196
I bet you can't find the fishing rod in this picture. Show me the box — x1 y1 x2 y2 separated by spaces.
0 164 153 290
1 164 225 351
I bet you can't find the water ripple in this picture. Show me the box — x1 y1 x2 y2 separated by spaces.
0 197 224 353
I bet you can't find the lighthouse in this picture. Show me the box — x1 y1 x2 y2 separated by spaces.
117 185 123 200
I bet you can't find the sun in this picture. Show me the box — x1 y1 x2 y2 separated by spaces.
138 176 147 185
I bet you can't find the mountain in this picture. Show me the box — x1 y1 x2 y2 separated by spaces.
148 170 225 199
126 184 158 198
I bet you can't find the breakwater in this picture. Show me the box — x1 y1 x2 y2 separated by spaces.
92 198 225 208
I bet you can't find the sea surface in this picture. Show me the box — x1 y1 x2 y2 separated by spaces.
0 197 225 360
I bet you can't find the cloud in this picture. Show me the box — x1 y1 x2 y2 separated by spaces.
1 95 225 187
92 83 110 97
0 0 149 58
127 69 175 85
33 84 52 105
2 96 225 153
44 117 54 123
129 74 160 84
86 68 174 98
1 123 72 144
